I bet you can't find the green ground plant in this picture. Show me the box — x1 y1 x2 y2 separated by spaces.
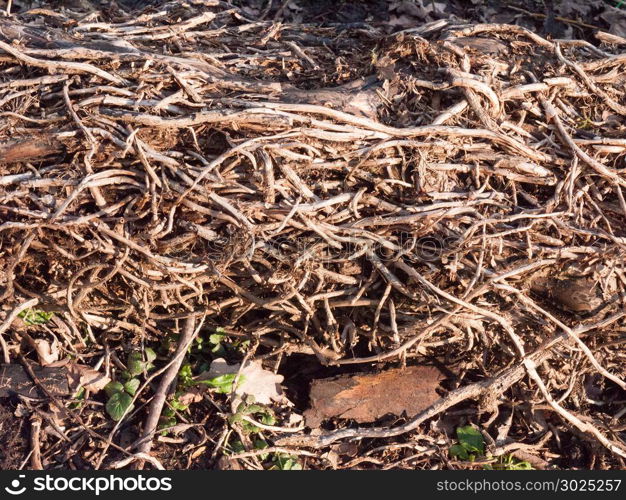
449 425 533 470
104 348 156 421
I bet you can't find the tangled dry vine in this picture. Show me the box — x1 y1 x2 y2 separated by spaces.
1 0 625 469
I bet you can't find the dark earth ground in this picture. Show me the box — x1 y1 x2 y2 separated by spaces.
232 0 626 41
1 0 625 470
7 1 626 40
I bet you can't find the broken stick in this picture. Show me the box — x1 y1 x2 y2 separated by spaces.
134 317 197 463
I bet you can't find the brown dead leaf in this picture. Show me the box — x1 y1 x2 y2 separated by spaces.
304 365 444 427
66 363 110 393
235 360 288 405
176 385 205 406
23 334 59 366
196 358 290 409
375 55 397 81
0 362 109 397
216 456 243 470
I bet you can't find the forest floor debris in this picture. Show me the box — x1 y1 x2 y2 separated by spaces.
1 0 626 469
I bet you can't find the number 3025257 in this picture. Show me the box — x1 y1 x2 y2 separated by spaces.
560 479 622 492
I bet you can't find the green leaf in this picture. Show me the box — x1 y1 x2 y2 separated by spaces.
228 439 245 454
158 415 177 433
70 387 85 409
255 439 269 451
196 373 240 394
209 334 224 345
104 381 124 398
241 421 260 434
272 455 302 470
179 364 193 387
260 412 276 426
208 333 226 357
449 443 469 460
456 425 485 455
127 352 145 376
18 309 54 325
240 403 276 425
124 378 140 396
244 404 264 415
144 347 157 363
106 392 134 421
494 455 533 470
234 340 251 353
253 440 270 460
230 403 275 434
228 413 244 425
170 398 188 412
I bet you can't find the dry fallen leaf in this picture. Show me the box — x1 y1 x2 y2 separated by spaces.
23 334 59 366
197 358 290 408
305 365 444 427
66 363 110 393
0 362 109 397
176 385 204 406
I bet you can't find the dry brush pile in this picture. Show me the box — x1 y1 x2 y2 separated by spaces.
0 0 625 469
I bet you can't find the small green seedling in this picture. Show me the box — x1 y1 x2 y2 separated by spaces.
485 454 534 471
270 455 303 471
196 373 241 394
225 438 301 470
178 364 194 387
104 348 156 421
160 407 177 431
126 348 156 376
170 397 188 412
229 400 276 434
227 438 246 455
449 425 485 461
158 395 190 433
205 327 250 358
69 387 85 410
18 309 54 325
105 391 134 421
253 439 270 460
207 329 227 357
449 425 533 470
124 378 140 396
